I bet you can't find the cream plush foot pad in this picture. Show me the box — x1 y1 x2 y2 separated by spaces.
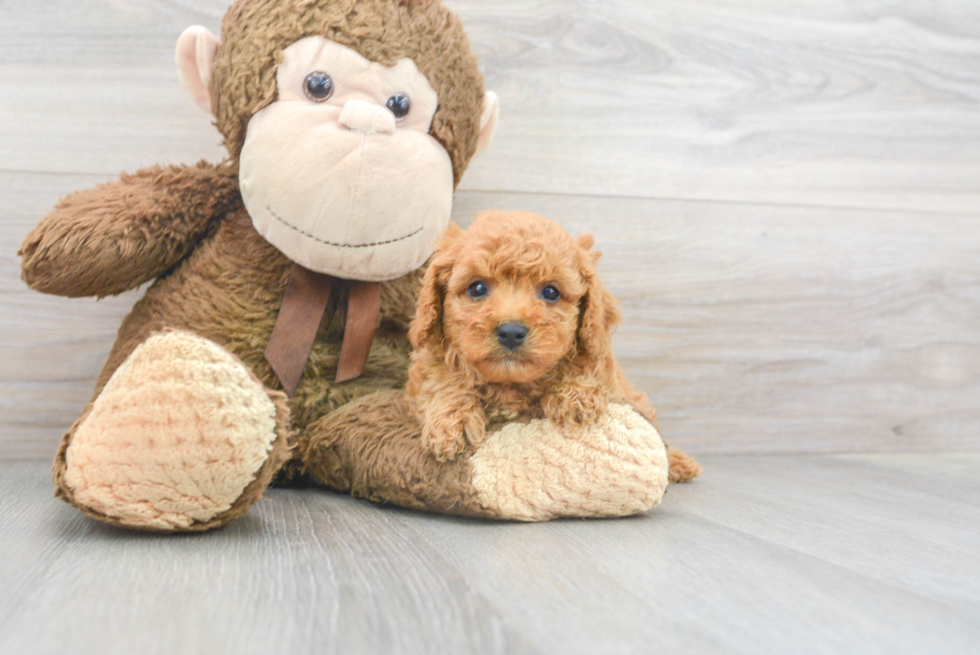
470 404 669 521
64 332 279 530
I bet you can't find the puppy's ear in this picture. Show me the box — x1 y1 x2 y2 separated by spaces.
409 224 461 350
576 238 620 359
436 222 464 250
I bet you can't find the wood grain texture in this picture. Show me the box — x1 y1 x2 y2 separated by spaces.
457 0 980 212
1 1 979 211
1 456 977 655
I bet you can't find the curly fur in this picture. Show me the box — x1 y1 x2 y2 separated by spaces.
406 210 666 462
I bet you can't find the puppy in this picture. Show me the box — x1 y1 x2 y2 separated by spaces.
406 210 662 463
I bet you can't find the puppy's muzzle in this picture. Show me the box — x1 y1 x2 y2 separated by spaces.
496 322 528 351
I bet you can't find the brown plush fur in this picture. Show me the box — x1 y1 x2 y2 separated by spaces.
77 207 419 430
212 0 486 184
300 391 494 517
406 211 663 460
20 162 240 298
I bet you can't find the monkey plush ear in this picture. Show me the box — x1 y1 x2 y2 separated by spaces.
176 26 221 113
473 91 500 159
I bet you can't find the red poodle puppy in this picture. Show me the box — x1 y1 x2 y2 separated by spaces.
406 210 685 469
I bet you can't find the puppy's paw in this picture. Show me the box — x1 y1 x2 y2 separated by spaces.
421 403 488 462
463 413 487 450
543 383 609 430
421 420 468 462
667 446 702 483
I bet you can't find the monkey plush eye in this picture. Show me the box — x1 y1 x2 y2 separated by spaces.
386 93 411 120
304 72 334 102
540 285 561 303
467 280 489 299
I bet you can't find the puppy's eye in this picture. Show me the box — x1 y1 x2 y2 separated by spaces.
386 94 411 120
304 72 334 102
467 280 489 299
540 285 561 303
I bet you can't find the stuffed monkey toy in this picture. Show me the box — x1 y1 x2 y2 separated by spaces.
20 0 696 531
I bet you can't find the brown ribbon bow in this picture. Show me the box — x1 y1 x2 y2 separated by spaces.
265 263 381 397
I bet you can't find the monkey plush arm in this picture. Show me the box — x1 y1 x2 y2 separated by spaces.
20 161 239 298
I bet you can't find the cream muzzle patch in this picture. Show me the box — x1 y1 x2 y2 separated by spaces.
240 37 454 282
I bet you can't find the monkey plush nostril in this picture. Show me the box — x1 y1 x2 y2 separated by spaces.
338 99 397 135
496 323 528 351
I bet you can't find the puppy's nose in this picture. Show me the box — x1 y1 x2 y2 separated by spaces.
496 322 528 351
339 99 396 135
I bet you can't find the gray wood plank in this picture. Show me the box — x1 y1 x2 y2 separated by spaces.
458 0 980 212
666 453 980 604
0 0 228 174
398 458 980 654
1 0 979 213
1 456 977 655
0 462 535 655
4 175 979 458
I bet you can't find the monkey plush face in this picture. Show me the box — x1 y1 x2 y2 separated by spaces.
239 37 454 280
175 0 499 281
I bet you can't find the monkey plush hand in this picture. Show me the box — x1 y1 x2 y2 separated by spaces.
20 0 692 532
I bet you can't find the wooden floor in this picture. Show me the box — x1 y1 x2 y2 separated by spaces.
1 0 978 653
1 456 977 654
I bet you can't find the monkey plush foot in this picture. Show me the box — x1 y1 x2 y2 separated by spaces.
469 404 670 520
55 331 291 531
301 392 670 521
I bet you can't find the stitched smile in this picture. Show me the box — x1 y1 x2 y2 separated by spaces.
266 205 423 248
